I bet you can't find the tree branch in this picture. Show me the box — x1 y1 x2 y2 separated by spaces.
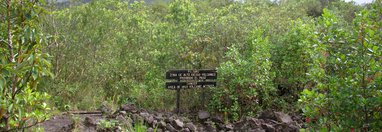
5 118 47 132
7 0 17 101
6 0 14 63
12 66 33 99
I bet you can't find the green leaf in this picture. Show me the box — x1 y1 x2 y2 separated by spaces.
368 29 374 37
0 76 5 90
372 46 378 52
8 104 13 113
32 70 38 80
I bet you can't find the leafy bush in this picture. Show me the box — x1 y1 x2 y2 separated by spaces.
210 29 275 120
299 5 382 130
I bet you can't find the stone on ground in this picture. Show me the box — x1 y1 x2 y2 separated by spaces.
198 111 210 121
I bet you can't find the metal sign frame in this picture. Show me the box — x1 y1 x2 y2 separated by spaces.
165 69 217 114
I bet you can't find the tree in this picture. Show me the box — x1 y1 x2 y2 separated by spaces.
210 29 275 120
0 0 52 131
299 3 382 130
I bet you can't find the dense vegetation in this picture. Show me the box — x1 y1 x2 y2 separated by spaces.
1 0 52 131
1 0 381 131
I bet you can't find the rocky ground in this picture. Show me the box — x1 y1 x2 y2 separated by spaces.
35 104 304 132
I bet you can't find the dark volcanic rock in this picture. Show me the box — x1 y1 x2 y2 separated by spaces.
140 108 148 114
154 113 164 121
164 116 175 123
120 104 137 113
198 111 210 120
211 115 224 124
252 128 266 132
132 114 144 123
84 116 97 126
145 116 154 125
185 123 197 132
233 120 246 130
152 120 158 127
42 103 304 132
261 124 275 132
248 118 262 128
140 112 150 118
156 128 163 132
274 112 293 124
290 113 304 124
258 110 276 121
159 121 167 128
225 123 234 130
180 128 191 132
216 123 225 131
172 119 184 130
287 124 300 132
41 116 74 132
205 124 216 132
166 123 177 132
274 122 299 132
147 127 154 132
119 110 127 115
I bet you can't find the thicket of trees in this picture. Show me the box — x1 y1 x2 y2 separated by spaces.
1 0 381 131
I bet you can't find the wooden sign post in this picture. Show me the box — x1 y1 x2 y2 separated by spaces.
165 69 217 114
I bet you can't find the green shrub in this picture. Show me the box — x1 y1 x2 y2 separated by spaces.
210 29 275 120
272 19 317 106
299 5 382 130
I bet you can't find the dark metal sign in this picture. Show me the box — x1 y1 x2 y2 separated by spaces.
165 81 217 89
165 69 217 90
165 69 217 114
166 69 217 80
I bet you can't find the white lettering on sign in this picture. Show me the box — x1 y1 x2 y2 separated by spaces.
170 73 177 77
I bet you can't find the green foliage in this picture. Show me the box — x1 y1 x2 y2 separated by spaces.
272 19 317 105
210 29 275 120
41 0 257 111
168 0 196 25
299 3 382 130
0 0 52 131
132 120 148 132
35 0 381 130
97 119 118 131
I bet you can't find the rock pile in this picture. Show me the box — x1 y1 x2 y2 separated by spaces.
104 104 302 132
115 104 198 132
39 103 303 132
